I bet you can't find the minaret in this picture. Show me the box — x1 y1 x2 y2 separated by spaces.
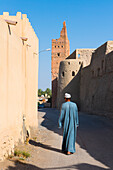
51 21 70 108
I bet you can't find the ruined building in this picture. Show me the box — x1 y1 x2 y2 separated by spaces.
57 41 113 117
51 21 70 108
52 23 113 117
57 48 95 109
0 12 39 161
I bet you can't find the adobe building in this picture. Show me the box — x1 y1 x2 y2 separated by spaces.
80 41 113 116
0 12 39 161
57 40 113 117
57 49 95 109
51 21 70 108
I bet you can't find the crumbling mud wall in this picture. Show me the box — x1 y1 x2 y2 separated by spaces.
57 49 95 109
58 40 113 118
57 59 82 109
80 41 113 117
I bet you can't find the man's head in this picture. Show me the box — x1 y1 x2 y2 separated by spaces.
64 93 71 102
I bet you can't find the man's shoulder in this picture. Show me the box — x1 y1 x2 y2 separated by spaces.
70 101 76 105
61 103 66 109
61 102 69 109
70 102 77 107
62 102 77 108
62 102 67 107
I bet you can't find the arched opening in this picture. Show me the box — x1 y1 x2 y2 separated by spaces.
72 71 75 76
57 53 60 56
62 72 64 77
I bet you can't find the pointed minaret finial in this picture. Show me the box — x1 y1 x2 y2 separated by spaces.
63 21 66 27
60 21 68 38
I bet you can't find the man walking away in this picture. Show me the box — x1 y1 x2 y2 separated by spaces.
58 93 79 155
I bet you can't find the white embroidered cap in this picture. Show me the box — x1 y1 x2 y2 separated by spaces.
64 93 71 99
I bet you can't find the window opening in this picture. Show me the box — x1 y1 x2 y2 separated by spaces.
57 53 60 56
101 60 104 69
78 54 80 58
72 71 75 76
92 70 94 77
62 72 64 77
97 68 100 76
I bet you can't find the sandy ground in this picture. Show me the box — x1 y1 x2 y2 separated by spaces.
0 108 113 170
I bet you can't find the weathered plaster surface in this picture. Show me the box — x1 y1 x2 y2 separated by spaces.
57 41 113 118
0 12 39 161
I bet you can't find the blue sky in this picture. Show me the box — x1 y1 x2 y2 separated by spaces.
0 0 113 90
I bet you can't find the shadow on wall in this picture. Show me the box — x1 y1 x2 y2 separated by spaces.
80 49 113 115
58 65 82 110
39 108 113 170
52 78 58 108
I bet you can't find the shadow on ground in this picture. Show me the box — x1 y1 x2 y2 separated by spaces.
7 160 109 170
46 163 109 170
39 108 62 136
5 108 112 169
39 108 113 170
29 140 62 154
6 160 43 170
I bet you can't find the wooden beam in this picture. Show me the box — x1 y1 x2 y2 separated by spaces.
5 20 17 25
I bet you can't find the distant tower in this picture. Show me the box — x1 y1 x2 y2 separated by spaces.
51 21 70 108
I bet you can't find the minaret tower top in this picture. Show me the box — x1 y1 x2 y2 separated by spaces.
51 21 70 108
60 21 68 38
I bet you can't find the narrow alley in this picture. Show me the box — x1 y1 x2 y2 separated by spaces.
0 108 113 170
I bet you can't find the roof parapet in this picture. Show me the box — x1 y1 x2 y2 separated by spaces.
3 12 9 16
